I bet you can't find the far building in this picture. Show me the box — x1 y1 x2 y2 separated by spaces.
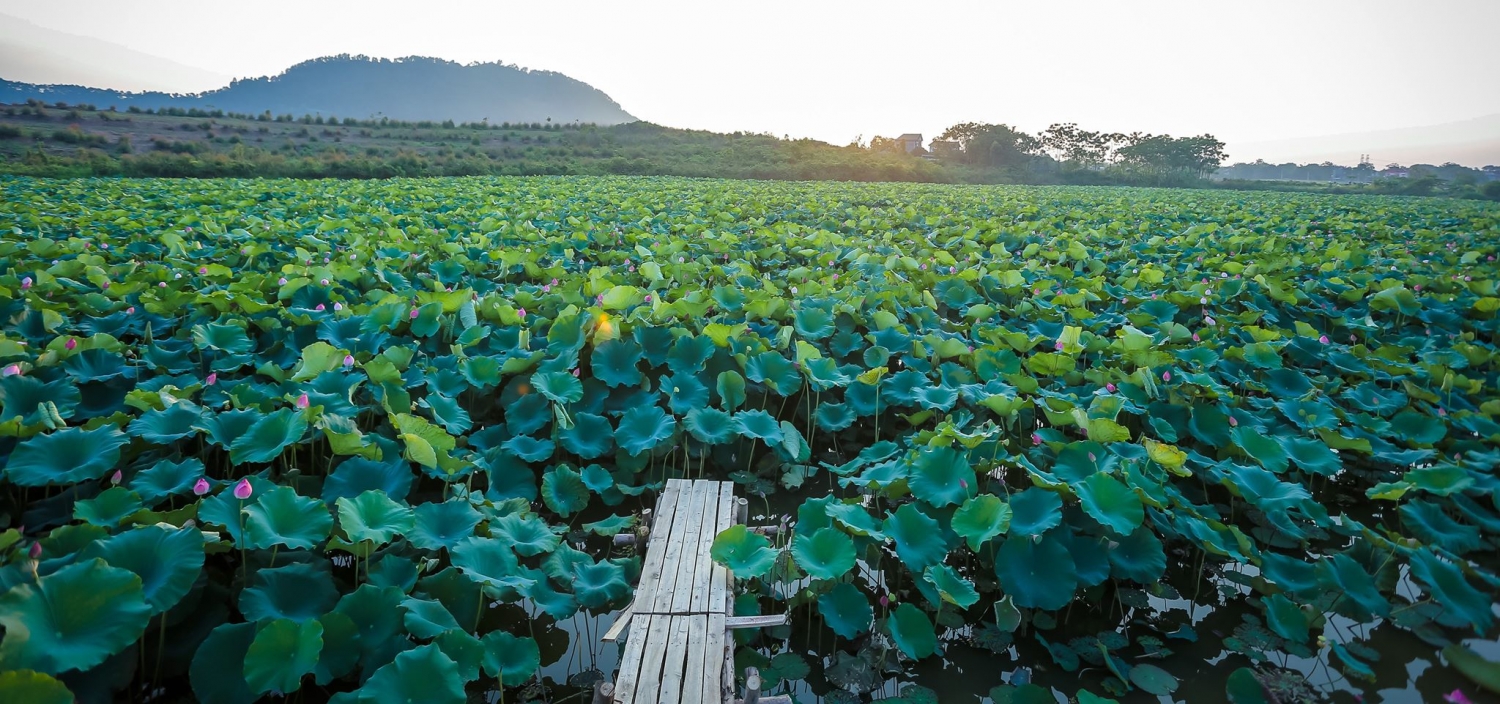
895 134 924 154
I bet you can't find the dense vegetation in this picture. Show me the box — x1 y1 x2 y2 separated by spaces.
0 55 635 126
0 176 1496 703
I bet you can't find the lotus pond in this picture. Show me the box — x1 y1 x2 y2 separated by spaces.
0 176 1497 704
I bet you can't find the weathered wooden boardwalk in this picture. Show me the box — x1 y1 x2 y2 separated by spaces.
601 479 784 704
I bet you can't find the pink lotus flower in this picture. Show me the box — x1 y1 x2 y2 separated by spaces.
542 284 551 293
1443 690 1473 704
205 373 217 386
20 277 31 289
295 393 310 409
959 479 968 489
644 295 652 302
1054 340 1065 351
64 338 77 351
1414 284 1422 291
233 478 253 500
1319 335 1330 344
111 470 122 485
277 277 288 285
1228 416 1238 427
518 308 527 319
28 542 41 559
126 307 135 314
315 304 326 311
1031 433 1042 445
1161 370 1171 382
158 281 167 288
1437 407 1447 417
198 267 208 275
1105 383 1116 392
949 266 957 274
1 364 19 377
572 368 580 377
320 278 330 286
596 294 605 304
551 278 559 286
333 302 343 311
1192 333 1200 342
323 257 330 263
343 355 355 367
409 308 420 319
101 281 110 290
879 594 889 607
1204 315 1217 327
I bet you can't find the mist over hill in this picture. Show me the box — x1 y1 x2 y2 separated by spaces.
0 55 636 125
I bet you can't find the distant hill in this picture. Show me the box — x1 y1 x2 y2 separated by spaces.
0 54 637 125
1231 114 1500 167
0 13 230 93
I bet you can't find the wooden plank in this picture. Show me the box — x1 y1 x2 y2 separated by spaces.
612 614 651 704
600 601 633 642
725 614 789 629
633 613 674 704
632 480 683 613
679 613 710 704
703 612 727 704
655 616 692 704
686 481 724 614
708 483 734 616
650 480 704 615
668 482 709 614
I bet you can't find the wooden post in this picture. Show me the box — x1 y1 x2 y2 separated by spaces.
591 681 614 704
735 497 748 524
743 667 761 704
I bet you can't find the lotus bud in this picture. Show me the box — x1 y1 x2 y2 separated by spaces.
879 594 889 607
126 306 135 314
1031 433 1042 445
315 304 325 311
597 294 604 304
20 277 31 289
1319 335 1330 344
572 368 580 377
1161 370 1171 382
111 470 122 485
323 256 330 263
1204 315 1217 327
199 267 208 275
1192 333 1200 342
959 479 968 489
175 272 182 279
1228 416 1238 427
349 253 357 261
296 393 310 409
1437 407 1446 416
410 308 420 319
644 295 652 302
233 478 253 500
518 308 527 319
343 354 355 368
1054 340 1064 351
206 373 217 386
1105 383 1116 393
321 278 330 286
278 277 288 285
28 542 41 559
64 338 77 351
790 286 798 294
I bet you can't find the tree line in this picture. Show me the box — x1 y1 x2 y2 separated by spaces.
871 122 1228 180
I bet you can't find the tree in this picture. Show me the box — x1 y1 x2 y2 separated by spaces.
935 122 1040 167
1114 133 1226 176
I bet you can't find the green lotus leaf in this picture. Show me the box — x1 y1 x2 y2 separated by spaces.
717 370 746 411
422 393 471 434
558 411 614 458
1231 426 1289 473
1262 593 1309 642
0 558 151 674
1008 487 1064 535
887 603 936 660
816 402 856 431
541 464 590 517
710 525 779 579
572 558 630 610
790 527 857 581
501 434 555 463
74 487 143 527
1409 549 1492 631
409 303 445 338
826 501 885 539
952 494 1011 550
1389 410 1447 446
733 409 783 446
244 618 322 695
994 531 1077 611
193 323 254 354
1109 525 1166 583
794 306 835 340
410 500 484 551
745 351 801 395
582 513 638 537
1225 463 1311 514
1282 437 1342 476
450 537 533 596
337 490 415 546
243 485 334 551
505 393 550 438
401 597 462 639
0 670 73 704
240 562 340 623
480 631 540 684
882 503 947 573
1129 663 1179 695
532 370 583 404
493 513 561 557
802 357 851 391
79 525 203 613
684 406 736 444
1369 285 1422 316
1400 500 1482 554
393 412 459 472
191 622 256 704
331 584 406 670
908 445 973 508
0 375 80 425
923 564 980 609
1441 644 1500 696
484 454 538 502
1403 464 1473 496
818 582 873 639
127 401 202 443
616 405 676 455
1264 368 1313 398
1316 553 1389 621
591 338 643 387
324 457 413 503
361 644 466 704
1225 667 1272 704
4 425 127 486
198 408 260 449
664 371 709 415
1075 473 1144 535
230 408 309 465
433 630 485 682
129 457 204 505
663 334 712 376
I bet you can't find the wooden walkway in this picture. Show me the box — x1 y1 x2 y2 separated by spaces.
603 479 750 704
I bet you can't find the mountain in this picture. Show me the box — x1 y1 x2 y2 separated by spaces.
0 55 637 125
1230 114 1500 167
0 13 229 93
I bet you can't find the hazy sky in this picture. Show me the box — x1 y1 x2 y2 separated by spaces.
4 0 1499 157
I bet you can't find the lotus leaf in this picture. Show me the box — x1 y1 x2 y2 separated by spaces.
4 425 127 486
0 558 151 674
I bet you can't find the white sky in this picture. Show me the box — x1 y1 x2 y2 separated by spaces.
4 0 1499 159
